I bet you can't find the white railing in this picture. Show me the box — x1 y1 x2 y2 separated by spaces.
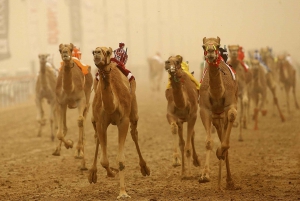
0 75 36 107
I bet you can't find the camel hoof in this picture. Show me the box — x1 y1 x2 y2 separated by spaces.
238 137 244 142
117 193 131 199
107 167 118 177
80 166 88 171
52 149 60 156
140 164 150 176
74 150 84 159
64 140 73 149
51 135 55 142
88 168 97 183
193 156 201 167
226 181 241 190
199 176 210 183
172 157 181 167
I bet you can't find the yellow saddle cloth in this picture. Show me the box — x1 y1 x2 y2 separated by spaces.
60 57 89 75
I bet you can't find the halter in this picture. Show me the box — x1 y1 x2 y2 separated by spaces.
204 44 222 67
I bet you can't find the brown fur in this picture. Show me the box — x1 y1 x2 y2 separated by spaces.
35 54 57 141
53 43 93 171
228 45 252 141
88 47 150 199
277 54 299 112
164 55 200 178
199 37 239 190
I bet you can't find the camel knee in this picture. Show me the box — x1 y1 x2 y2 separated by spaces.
228 108 237 122
205 139 214 150
171 122 178 135
56 131 64 140
78 116 84 127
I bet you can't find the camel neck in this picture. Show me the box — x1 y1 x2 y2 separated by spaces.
62 61 74 94
170 73 186 109
208 63 225 99
40 62 46 74
99 65 116 114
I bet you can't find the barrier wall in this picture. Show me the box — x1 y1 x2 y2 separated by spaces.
0 75 36 107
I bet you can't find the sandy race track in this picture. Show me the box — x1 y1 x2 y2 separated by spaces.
0 72 299 201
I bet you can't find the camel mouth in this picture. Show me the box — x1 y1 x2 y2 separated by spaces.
62 55 71 61
94 57 102 65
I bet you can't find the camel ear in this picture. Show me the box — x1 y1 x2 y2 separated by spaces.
202 45 206 51
217 36 220 44
59 44 63 52
69 43 74 52
203 37 207 44
106 47 112 64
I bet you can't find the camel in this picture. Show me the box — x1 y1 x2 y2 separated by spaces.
35 54 57 140
147 52 164 91
249 49 285 125
52 43 93 171
248 59 268 130
228 45 252 141
276 54 299 113
164 55 201 178
199 36 240 190
88 47 150 199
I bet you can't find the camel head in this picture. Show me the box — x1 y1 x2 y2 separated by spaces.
260 47 273 61
92 47 113 68
276 54 287 69
38 54 50 64
202 37 221 64
59 43 74 61
228 45 239 59
165 55 182 76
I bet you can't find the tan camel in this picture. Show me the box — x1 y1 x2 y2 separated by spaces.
248 59 268 130
88 47 150 199
164 55 201 178
249 49 285 124
35 54 57 140
199 37 240 190
277 54 299 113
147 52 165 91
228 45 252 141
53 43 93 171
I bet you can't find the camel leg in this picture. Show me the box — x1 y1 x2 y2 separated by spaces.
129 81 150 176
199 108 213 183
216 107 237 160
49 101 57 141
239 97 244 141
75 98 88 170
117 118 131 199
53 104 73 156
285 86 290 114
292 82 299 109
225 151 241 190
183 116 197 178
98 122 117 178
129 120 150 177
88 136 99 184
177 121 186 177
191 130 200 167
167 114 181 167
36 97 45 137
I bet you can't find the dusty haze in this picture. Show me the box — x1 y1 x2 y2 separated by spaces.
0 0 300 77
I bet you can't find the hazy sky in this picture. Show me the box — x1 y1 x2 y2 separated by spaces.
1 0 299 76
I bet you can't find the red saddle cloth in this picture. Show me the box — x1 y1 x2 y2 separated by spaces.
110 58 135 81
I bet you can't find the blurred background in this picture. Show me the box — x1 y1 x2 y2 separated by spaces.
0 0 300 75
